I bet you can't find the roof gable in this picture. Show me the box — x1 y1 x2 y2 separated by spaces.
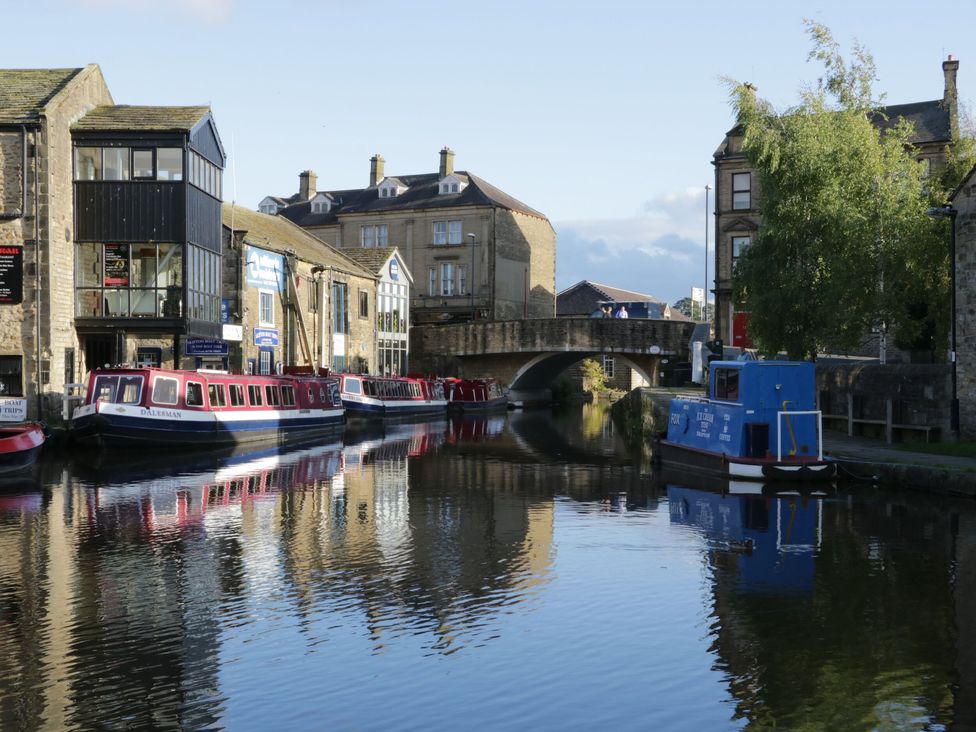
0 67 85 124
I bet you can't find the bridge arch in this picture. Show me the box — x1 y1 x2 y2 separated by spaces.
509 352 655 393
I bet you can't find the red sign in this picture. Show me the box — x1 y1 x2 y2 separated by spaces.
732 311 753 348
104 244 129 286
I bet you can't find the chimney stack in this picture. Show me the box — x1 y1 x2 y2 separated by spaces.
439 147 455 177
943 55 960 140
299 170 317 200
369 153 385 187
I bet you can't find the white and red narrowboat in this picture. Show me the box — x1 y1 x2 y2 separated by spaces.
70 366 344 448
439 377 509 413
336 373 447 418
0 423 46 474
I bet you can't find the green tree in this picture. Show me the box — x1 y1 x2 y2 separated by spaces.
727 20 969 359
672 297 704 320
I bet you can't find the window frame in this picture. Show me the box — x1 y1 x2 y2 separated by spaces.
258 289 275 326
732 172 751 210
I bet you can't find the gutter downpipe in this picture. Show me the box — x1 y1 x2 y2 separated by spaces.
30 126 42 420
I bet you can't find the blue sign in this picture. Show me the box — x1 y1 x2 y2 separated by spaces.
389 259 399 281
253 328 279 347
245 246 285 291
185 338 229 356
221 298 231 324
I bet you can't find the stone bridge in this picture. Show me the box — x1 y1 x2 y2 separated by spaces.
410 318 696 403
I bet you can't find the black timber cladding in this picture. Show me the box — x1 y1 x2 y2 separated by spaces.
189 118 225 165
74 182 185 242
187 186 221 252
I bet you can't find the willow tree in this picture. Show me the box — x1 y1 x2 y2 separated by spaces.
728 21 954 360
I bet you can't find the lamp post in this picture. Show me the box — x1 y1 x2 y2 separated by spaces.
467 233 476 320
927 203 959 438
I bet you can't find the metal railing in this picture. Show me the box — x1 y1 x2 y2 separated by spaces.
776 409 824 461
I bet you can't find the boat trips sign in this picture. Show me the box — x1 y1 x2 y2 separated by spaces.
246 246 285 291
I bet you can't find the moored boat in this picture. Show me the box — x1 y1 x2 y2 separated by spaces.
70 366 344 448
337 373 447 419
0 423 46 474
655 360 835 482
439 377 508 412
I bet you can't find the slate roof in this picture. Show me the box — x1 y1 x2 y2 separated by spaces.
274 170 547 226
0 67 84 124
342 246 397 273
222 203 374 278
557 280 664 304
716 99 952 156
73 105 211 132
869 99 952 145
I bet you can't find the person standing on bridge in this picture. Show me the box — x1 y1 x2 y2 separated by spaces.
615 305 628 319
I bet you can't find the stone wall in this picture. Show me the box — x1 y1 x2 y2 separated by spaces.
816 362 951 438
0 66 112 422
955 170 976 437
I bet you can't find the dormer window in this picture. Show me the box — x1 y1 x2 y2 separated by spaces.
438 174 466 195
258 196 281 216
378 178 403 199
310 194 332 214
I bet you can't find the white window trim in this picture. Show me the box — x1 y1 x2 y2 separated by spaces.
258 289 275 326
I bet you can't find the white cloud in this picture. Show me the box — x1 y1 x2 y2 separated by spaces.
553 187 712 305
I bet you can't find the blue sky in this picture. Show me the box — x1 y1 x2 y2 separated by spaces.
6 0 974 304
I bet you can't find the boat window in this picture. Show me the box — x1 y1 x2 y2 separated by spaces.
318 387 328 403
412 383 421 398
151 376 179 405
92 375 118 403
186 381 204 407
265 385 281 406
208 383 226 408
308 386 317 404
281 385 296 407
345 378 362 395
229 384 245 407
329 382 340 405
714 368 740 401
118 376 143 404
248 384 263 407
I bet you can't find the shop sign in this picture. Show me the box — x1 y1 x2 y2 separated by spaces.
245 246 285 291
104 244 130 286
222 324 243 342
253 328 279 347
185 338 229 356
389 259 399 281
0 398 27 422
0 248 23 304
221 298 231 323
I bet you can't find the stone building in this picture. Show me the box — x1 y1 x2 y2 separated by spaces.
950 164 976 436
222 204 378 375
0 66 113 422
260 147 556 325
712 57 961 349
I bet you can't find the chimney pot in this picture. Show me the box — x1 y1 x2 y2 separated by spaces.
299 170 317 201
439 146 455 177
369 153 385 187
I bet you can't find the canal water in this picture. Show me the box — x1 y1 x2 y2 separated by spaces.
0 404 972 730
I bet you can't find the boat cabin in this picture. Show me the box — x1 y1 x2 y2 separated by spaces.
668 361 821 460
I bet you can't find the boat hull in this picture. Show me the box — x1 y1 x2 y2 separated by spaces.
447 395 509 413
71 403 345 449
655 438 836 482
0 423 46 475
342 396 447 419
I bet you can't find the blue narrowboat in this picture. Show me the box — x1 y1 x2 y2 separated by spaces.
656 360 835 481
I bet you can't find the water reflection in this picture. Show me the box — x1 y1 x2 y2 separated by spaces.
2 408 976 729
